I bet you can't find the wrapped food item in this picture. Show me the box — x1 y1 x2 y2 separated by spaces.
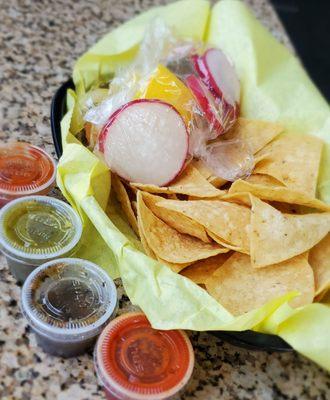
201 137 254 182
192 48 240 112
82 19 250 184
186 74 233 135
188 48 240 135
139 64 195 125
84 19 188 128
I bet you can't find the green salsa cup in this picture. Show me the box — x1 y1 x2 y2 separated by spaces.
0 196 82 282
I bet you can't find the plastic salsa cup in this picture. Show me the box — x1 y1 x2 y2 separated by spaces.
0 195 82 282
94 312 195 400
21 258 118 357
0 142 56 207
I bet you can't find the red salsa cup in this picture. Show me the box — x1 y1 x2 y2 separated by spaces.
94 312 195 400
0 142 56 207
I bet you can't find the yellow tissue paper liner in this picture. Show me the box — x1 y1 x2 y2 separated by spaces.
57 0 330 371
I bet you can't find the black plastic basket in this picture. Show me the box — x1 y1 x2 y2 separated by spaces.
50 79 292 352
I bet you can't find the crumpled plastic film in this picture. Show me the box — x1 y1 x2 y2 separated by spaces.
83 17 252 181
84 19 178 127
57 0 330 371
188 110 254 181
73 0 211 96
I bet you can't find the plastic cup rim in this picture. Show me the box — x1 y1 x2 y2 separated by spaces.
95 312 195 400
0 144 57 196
0 195 83 261
21 257 118 339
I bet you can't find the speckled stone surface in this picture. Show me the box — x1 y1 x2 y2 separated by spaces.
0 1 329 399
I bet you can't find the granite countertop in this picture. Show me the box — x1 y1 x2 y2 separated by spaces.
0 1 329 399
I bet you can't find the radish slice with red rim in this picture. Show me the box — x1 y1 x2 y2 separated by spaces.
191 54 209 86
186 74 224 134
98 99 189 186
186 74 237 136
192 48 240 108
202 48 240 107
98 106 123 153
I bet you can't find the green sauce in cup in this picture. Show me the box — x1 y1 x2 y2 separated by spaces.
0 196 82 282
4 201 75 254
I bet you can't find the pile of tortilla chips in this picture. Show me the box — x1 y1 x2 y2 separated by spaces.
57 0 330 370
111 118 330 316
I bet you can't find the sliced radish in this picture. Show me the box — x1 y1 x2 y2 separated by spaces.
191 54 213 92
192 48 240 108
186 74 223 133
98 99 188 186
186 74 236 135
98 106 122 153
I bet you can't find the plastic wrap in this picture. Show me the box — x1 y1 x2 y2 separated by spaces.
188 91 253 181
202 138 254 181
84 19 195 127
83 18 253 184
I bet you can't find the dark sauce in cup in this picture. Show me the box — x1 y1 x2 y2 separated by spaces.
21 258 118 357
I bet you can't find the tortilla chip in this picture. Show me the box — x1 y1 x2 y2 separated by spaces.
180 253 232 284
137 213 157 259
219 192 253 207
127 183 138 195
246 174 285 187
138 217 190 273
309 234 330 297
112 174 139 236
205 253 314 316
206 231 248 253
225 118 283 154
157 257 191 274
190 118 283 189
190 159 227 188
132 164 225 198
131 200 137 214
228 179 330 212
187 194 227 201
141 192 210 243
317 290 330 303
254 134 323 196
250 196 330 267
269 202 307 215
157 199 251 253
137 192 226 264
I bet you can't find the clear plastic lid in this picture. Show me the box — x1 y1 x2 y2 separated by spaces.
95 313 194 400
0 142 56 195
21 258 118 341
0 196 82 261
